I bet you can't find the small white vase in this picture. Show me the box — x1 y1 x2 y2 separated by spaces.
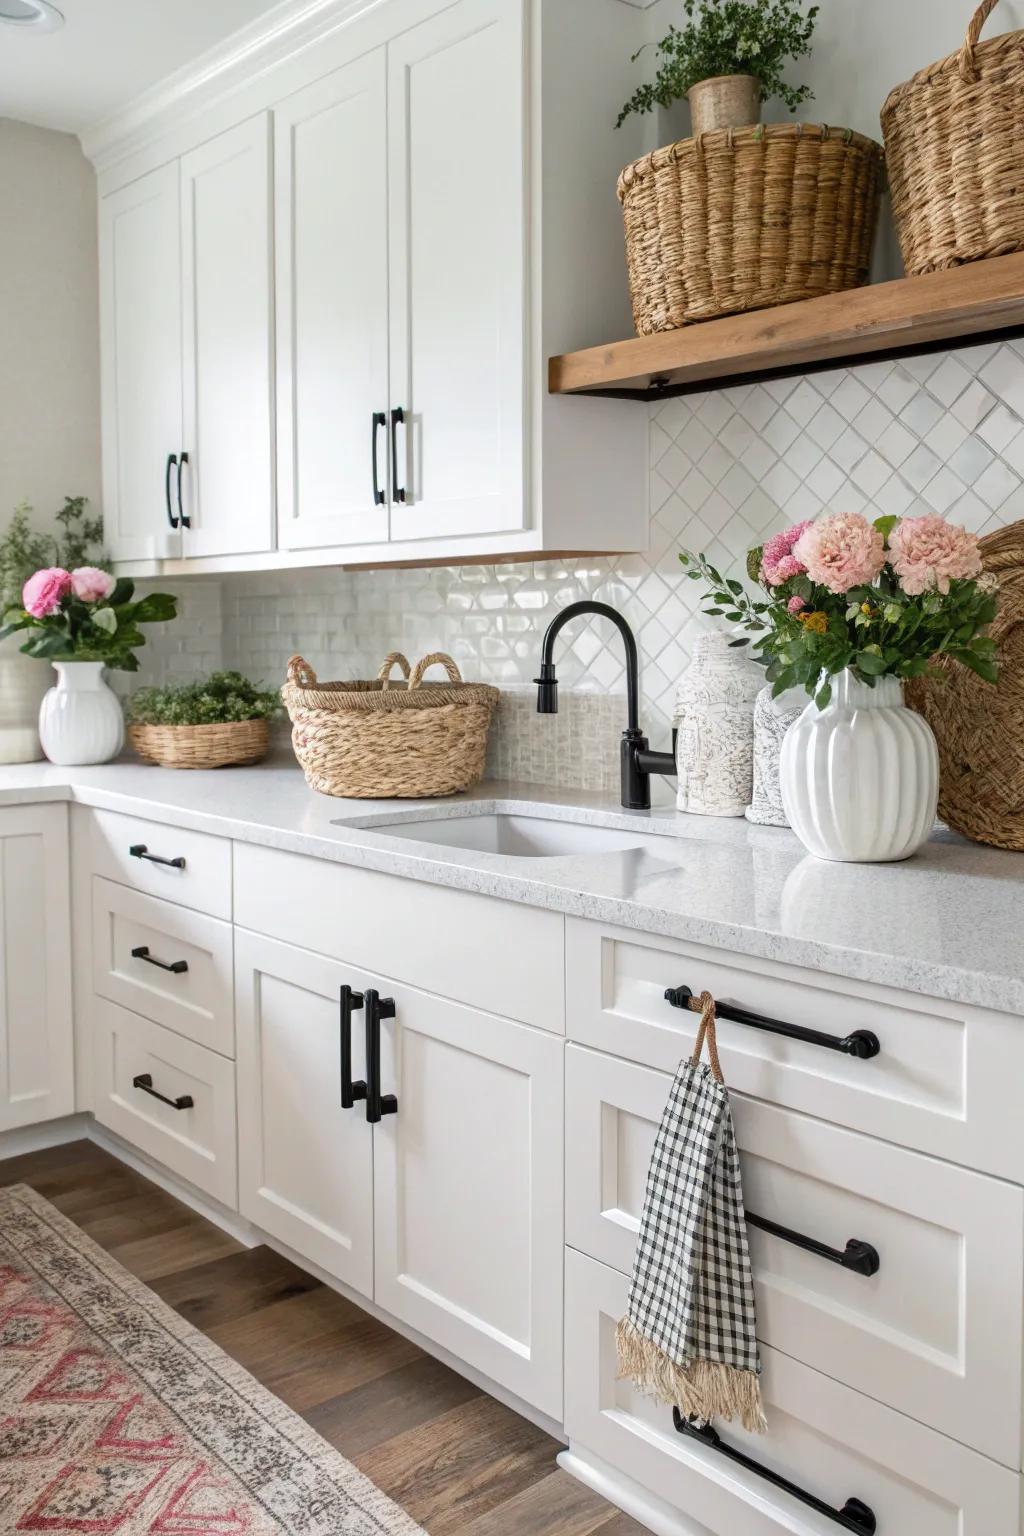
0 635 49 764
674 633 762 817
780 671 939 863
38 661 124 766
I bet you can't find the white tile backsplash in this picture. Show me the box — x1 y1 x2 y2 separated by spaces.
132 339 1024 793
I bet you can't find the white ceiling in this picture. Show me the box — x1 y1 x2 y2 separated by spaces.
0 0 289 136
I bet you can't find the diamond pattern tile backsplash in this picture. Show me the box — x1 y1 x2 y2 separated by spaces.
136 339 1024 795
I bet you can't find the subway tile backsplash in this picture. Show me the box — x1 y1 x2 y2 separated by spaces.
135 340 1024 794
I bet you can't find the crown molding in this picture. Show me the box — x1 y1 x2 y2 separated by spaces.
79 0 383 171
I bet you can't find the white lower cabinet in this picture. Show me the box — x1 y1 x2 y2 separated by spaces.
565 1249 1020 1536
235 928 564 1418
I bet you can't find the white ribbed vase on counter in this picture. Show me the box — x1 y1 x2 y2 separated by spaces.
39 661 124 766
780 671 939 863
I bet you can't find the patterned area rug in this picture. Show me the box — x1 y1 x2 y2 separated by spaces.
0 1184 425 1534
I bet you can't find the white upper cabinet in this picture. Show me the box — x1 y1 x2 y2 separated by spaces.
99 163 184 563
179 117 275 558
275 54 390 551
387 0 524 542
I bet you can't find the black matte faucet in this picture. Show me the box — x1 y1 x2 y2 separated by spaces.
535 601 677 811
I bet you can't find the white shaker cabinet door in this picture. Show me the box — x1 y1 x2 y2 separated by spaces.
276 51 390 551
235 931 374 1299
99 162 183 562
373 972 564 1418
387 0 526 542
180 115 275 558
0 806 73 1131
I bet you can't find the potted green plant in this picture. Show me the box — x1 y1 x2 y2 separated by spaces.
617 0 818 137
126 672 282 770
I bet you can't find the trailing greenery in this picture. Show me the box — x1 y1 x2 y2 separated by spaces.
0 577 177 673
617 0 818 127
0 497 104 613
126 672 282 727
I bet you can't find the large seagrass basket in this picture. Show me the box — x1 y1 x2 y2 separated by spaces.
282 652 499 799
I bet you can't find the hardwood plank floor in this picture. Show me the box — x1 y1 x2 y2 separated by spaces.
0 1139 647 1535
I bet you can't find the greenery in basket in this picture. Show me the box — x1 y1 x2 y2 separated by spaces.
616 0 818 127
0 497 105 614
127 672 282 727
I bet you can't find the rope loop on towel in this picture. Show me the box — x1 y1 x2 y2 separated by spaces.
688 991 725 1084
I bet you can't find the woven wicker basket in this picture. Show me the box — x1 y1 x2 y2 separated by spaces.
907 518 1024 850
617 122 884 334
881 0 1024 276
128 718 270 770
283 652 499 800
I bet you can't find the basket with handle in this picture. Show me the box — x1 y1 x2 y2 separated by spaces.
881 0 1024 276
282 651 500 799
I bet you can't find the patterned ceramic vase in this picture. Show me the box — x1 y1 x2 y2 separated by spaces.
780 670 939 862
674 633 762 817
746 684 806 828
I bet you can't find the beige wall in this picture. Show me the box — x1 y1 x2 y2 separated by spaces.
0 117 100 536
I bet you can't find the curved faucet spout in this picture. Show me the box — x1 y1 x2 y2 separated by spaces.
536 601 640 734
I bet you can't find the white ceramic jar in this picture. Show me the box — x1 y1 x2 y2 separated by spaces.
780 670 939 862
674 633 762 817
38 661 124 766
0 636 49 764
746 683 806 828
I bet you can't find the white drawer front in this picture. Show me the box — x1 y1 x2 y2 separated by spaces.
93 1000 237 1207
566 1249 1019 1536
92 877 234 1056
566 917 1023 1179
565 1044 1023 1466
86 806 232 919
233 842 564 1031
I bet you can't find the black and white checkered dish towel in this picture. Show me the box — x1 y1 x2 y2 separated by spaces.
617 990 766 1433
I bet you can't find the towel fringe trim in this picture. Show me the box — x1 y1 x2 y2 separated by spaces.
616 1316 767 1435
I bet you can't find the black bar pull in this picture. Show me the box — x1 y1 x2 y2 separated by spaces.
165 452 179 529
133 1072 194 1111
130 844 186 870
340 985 367 1110
131 945 188 976
672 1412 876 1534
364 988 398 1123
664 985 880 1060
390 407 406 503
746 1211 880 1278
177 451 191 528
372 411 386 506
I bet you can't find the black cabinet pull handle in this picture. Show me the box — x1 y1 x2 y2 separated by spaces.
664 985 880 1060
390 407 406 503
130 844 186 870
340 985 367 1110
165 452 179 529
672 1412 876 1533
372 412 386 506
746 1212 880 1278
131 945 188 976
133 1072 194 1111
364 988 398 1123
177 451 191 529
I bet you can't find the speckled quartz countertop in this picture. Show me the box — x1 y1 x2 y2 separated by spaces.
3 751 1021 1016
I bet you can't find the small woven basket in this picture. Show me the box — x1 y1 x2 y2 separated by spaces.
617 122 883 334
128 718 270 770
282 652 499 800
907 518 1024 850
881 0 1024 276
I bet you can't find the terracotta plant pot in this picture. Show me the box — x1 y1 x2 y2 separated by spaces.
687 73 761 135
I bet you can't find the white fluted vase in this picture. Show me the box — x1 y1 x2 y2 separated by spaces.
780 671 938 863
39 661 124 766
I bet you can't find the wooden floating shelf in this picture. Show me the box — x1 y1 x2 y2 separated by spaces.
548 252 1024 400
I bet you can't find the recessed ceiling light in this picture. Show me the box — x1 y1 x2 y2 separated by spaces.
0 0 64 30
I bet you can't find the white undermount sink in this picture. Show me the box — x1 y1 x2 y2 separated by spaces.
352 811 670 859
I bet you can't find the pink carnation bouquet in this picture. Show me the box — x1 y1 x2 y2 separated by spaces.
1 566 177 672
682 511 997 708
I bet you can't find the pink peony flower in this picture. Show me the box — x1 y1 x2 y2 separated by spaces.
71 566 116 603
787 595 807 614
22 567 71 618
793 513 886 595
888 514 983 596
762 521 813 587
